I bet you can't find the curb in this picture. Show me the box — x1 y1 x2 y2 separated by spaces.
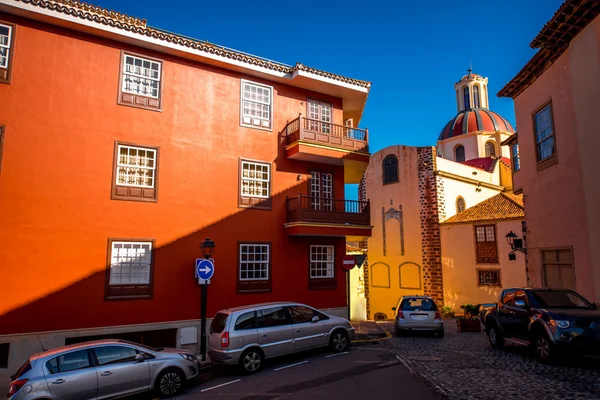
352 330 392 343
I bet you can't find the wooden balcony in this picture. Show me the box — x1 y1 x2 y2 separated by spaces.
283 116 370 184
285 195 372 241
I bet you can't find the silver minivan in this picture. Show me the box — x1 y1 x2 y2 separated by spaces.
208 302 355 373
7 339 200 399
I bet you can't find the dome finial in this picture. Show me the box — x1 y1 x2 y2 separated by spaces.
468 59 472 75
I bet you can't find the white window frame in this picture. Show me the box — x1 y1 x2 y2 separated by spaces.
310 245 335 279
239 244 270 281
240 80 273 130
240 160 270 199
0 23 12 69
109 241 152 285
115 144 157 189
121 54 161 99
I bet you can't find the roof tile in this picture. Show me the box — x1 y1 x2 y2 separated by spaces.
441 192 524 225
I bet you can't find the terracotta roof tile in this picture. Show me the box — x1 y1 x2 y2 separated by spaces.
441 193 524 225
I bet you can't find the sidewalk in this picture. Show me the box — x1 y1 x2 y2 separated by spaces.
352 320 389 341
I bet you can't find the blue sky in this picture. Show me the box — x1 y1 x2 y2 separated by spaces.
93 0 562 197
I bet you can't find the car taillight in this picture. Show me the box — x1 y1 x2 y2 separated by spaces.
7 379 28 397
221 331 230 348
435 311 442 320
398 311 405 319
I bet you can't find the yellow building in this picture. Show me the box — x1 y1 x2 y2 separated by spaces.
355 71 527 320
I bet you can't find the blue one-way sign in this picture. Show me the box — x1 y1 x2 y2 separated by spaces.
195 259 215 280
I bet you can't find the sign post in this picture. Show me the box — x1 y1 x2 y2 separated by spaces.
195 258 215 362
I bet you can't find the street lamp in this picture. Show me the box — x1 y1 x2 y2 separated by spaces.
198 237 215 362
200 237 216 259
505 231 526 255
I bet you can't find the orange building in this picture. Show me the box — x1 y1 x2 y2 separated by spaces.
499 0 599 302
0 0 372 378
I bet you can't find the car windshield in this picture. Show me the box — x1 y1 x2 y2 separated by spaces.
530 290 593 309
400 298 437 311
210 312 228 334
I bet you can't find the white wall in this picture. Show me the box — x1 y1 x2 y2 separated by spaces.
439 176 502 221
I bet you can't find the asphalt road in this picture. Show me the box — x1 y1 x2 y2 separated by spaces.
174 341 441 400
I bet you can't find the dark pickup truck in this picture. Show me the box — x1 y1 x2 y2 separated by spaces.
480 287 600 362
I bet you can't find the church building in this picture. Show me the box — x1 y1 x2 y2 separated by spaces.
354 71 527 320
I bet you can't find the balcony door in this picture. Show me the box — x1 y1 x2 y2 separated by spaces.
310 171 333 211
308 100 332 134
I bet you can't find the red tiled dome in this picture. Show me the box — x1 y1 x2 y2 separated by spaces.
438 108 515 141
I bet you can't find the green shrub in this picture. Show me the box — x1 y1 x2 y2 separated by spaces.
440 306 455 319
460 304 481 319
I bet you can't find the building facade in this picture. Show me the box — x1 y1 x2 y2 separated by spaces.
0 0 372 379
358 71 525 320
499 0 600 302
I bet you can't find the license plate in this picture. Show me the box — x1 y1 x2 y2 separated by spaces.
411 314 428 320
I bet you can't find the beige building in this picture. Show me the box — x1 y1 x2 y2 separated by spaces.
356 72 526 320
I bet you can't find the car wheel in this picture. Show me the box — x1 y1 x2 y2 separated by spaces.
239 348 264 374
488 324 505 349
330 330 349 352
155 368 185 398
534 333 555 363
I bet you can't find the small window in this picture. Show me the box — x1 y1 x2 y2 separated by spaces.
0 343 8 368
256 307 290 328
239 159 271 209
477 269 501 286
210 313 228 334
238 243 271 293
0 22 15 84
485 141 496 157
473 85 480 108
112 142 159 202
475 225 498 263
463 87 470 109
241 80 272 129
512 142 520 172
288 306 316 324
93 346 137 366
310 245 334 278
234 312 256 331
456 197 466 213
533 103 556 165
118 52 163 111
501 290 516 306
383 155 398 185
542 248 575 290
307 99 332 134
106 240 154 299
48 350 92 374
455 145 465 162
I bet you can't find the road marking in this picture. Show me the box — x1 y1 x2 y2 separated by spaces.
273 360 308 371
325 351 349 358
200 379 241 392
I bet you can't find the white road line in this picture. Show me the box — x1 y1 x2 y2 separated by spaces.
325 351 349 358
273 360 308 371
200 379 241 392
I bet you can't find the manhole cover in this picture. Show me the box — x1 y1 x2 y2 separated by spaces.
409 356 442 361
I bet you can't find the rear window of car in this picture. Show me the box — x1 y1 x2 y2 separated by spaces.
210 312 229 334
400 298 437 311
12 360 31 379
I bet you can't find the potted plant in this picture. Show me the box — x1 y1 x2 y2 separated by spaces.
456 304 482 332
440 306 455 319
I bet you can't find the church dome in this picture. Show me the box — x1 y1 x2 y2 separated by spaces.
438 108 515 141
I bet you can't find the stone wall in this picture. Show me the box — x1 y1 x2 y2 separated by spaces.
417 147 444 306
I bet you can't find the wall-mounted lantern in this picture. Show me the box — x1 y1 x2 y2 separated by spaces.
505 231 526 255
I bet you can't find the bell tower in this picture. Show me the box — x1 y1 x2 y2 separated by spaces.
454 69 489 112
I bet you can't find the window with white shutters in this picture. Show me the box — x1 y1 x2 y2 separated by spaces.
238 242 271 293
118 52 163 111
0 22 15 84
240 80 273 130
112 142 159 202
106 239 154 299
239 159 271 209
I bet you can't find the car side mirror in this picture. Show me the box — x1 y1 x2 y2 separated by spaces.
134 353 145 363
311 315 320 323
391 307 397 311
514 300 527 309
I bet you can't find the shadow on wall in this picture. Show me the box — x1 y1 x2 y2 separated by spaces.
0 129 367 338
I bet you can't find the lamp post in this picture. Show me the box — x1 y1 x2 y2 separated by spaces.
199 237 215 362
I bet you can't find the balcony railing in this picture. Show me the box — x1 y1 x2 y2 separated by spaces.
284 115 368 152
286 195 370 225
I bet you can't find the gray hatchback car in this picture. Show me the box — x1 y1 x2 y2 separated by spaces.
208 302 355 373
392 295 444 337
7 339 200 399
